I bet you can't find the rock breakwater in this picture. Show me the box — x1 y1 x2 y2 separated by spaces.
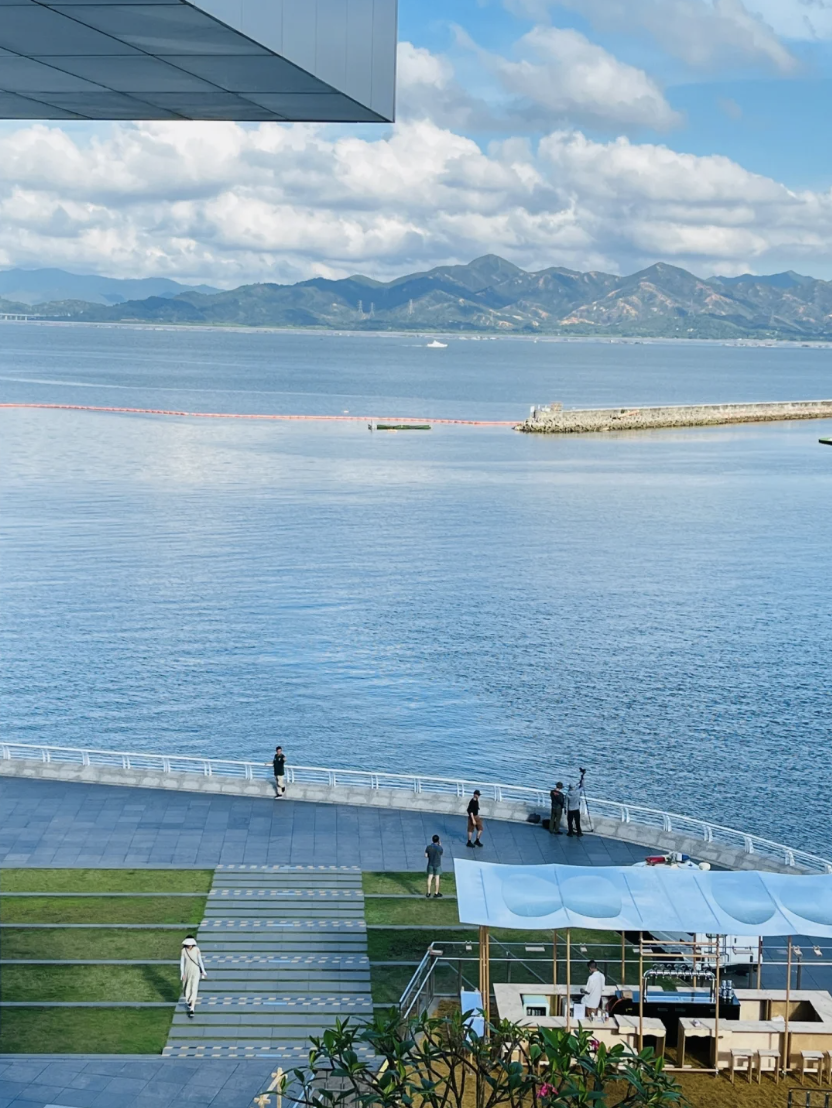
518 398 832 434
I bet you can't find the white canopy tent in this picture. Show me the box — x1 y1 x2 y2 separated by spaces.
453 859 832 1072
453 860 832 937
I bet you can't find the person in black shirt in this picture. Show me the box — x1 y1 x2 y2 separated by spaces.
466 790 483 848
425 834 444 898
549 782 565 835
271 746 286 798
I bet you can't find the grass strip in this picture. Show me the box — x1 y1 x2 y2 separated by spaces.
0 869 213 893
372 963 467 1005
0 928 186 960
0 965 181 1003
0 1008 173 1054
0 896 206 925
363 872 458 897
364 898 461 927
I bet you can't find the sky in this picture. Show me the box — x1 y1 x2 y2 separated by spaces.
4 0 832 286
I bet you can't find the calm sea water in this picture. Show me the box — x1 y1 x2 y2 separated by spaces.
1 324 831 854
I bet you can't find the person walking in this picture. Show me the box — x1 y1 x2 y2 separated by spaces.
566 782 583 837
425 834 443 897
272 746 286 798
549 782 565 835
180 935 207 1018
466 790 483 848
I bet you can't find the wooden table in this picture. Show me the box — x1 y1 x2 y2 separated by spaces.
614 1015 667 1058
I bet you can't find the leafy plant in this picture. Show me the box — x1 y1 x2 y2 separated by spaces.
279 1009 685 1108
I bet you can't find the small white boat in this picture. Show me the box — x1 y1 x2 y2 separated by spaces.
426 340 448 348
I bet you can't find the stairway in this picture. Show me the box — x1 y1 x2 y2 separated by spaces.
163 864 374 1062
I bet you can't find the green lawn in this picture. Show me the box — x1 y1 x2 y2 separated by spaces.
0 927 183 960
367 928 478 962
365 897 461 926
0 896 206 925
372 963 465 1005
1 964 181 1003
0 1009 173 1054
0 869 213 893
363 871 458 896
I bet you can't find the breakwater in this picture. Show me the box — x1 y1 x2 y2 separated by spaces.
518 398 832 434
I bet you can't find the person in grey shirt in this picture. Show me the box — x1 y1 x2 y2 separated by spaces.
425 834 444 898
566 783 583 837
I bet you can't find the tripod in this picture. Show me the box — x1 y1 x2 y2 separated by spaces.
578 769 595 833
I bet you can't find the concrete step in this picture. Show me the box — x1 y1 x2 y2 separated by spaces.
202 905 366 916
162 1044 377 1060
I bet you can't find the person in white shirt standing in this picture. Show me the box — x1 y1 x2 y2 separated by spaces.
581 960 605 1017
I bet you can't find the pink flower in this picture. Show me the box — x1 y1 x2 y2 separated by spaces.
537 1084 559 1099
590 1039 600 1051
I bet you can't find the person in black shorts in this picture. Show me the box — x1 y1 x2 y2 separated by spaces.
466 790 483 848
270 746 286 798
425 834 443 897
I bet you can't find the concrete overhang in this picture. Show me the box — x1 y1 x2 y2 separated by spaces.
0 0 397 120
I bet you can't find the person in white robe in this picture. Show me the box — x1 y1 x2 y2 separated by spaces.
180 936 207 1018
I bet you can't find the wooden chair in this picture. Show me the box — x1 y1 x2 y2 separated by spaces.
729 1048 754 1083
797 1050 825 1084
755 1048 780 1083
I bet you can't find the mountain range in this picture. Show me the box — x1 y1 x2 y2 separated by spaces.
0 267 219 306
4 257 832 339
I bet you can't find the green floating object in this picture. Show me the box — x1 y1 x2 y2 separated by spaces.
375 424 431 431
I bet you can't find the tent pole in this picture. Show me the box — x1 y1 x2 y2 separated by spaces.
479 925 490 1029
620 931 626 986
553 930 558 987
566 929 571 1031
692 938 698 990
638 932 644 1052
713 936 721 1076
785 935 792 1076
756 936 763 991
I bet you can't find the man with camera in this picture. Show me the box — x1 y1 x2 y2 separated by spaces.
566 768 587 837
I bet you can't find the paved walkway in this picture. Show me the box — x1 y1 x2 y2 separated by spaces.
165 865 373 1061
0 778 647 868
0 1056 268 1108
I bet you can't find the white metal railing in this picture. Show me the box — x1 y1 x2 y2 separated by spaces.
2 740 830 875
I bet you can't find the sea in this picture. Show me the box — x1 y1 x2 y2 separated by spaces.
1 324 831 855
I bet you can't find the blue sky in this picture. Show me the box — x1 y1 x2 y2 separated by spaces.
2 0 832 284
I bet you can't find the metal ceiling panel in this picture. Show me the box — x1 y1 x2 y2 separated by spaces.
0 0 397 119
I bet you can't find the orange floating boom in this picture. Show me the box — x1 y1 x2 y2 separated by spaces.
0 403 515 427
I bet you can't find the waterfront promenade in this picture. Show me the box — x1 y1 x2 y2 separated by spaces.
0 775 646 1108
0 777 645 869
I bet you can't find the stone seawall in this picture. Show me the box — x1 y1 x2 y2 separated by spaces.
518 398 832 434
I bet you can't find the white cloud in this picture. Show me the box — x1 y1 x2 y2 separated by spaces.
395 42 484 129
464 24 681 130
536 0 798 73
0 117 831 285
744 0 832 40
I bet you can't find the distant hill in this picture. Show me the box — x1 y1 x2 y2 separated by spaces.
12 256 832 339
0 267 219 307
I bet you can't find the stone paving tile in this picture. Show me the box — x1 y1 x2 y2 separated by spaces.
0 779 646 869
